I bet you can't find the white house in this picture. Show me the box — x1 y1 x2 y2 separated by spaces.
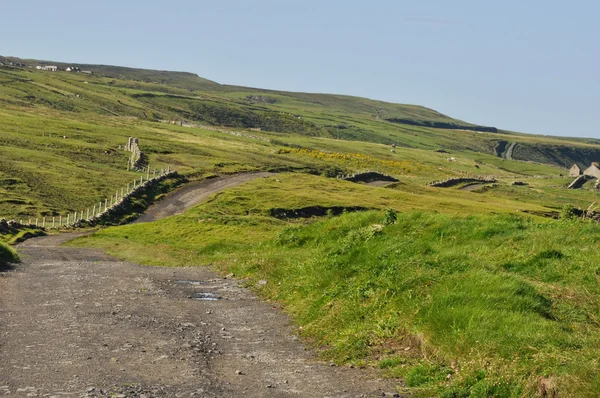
36 65 58 72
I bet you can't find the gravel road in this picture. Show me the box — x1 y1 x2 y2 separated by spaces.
0 174 404 397
135 172 275 223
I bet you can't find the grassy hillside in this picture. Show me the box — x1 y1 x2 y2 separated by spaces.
2 56 599 221
3 56 600 396
3 55 599 171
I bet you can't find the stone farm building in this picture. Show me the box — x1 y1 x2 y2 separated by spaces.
569 164 582 177
570 162 600 179
584 163 600 179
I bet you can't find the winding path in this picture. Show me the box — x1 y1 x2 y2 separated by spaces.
504 142 516 160
0 174 403 397
135 172 275 223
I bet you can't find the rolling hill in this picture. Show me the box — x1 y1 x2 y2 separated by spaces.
3 56 600 396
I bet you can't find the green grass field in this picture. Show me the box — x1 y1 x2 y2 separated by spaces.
3 58 600 396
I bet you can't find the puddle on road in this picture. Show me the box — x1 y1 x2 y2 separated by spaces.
176 280 207 286
194 292 220 301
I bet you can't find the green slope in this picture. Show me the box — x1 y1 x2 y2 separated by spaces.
2 55 598 169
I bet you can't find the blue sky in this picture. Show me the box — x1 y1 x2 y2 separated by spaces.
2 0 599 137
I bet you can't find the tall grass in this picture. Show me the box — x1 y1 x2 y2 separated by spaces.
75 206 600 396
0 241 18 267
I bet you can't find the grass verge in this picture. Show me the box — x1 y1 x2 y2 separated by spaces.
0 241 18 269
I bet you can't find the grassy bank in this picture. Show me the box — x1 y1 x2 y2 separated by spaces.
0 241 18 268
71 176 600 397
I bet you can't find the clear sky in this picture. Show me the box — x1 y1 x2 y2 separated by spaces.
2 0 599 137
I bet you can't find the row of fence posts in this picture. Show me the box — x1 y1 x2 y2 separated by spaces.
17 166 171 229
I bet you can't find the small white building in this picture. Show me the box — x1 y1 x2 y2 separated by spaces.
36 65 58 72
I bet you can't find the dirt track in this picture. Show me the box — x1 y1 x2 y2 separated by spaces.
0 174 403 397
135 172 275 223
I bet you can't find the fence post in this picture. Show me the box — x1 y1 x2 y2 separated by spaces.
121 187 124 198
52 217 55 228
87 208 90 219
140 175 143 185
146 166 150 180
35 218 38 227
42 217 46 228
153 169 156 178
59 215 62 227
74 211 77 221
66 214 70 225
104 199 108 212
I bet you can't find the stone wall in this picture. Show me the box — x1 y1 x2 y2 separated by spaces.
125 137 146 170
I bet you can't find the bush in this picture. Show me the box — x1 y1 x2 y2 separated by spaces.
560 203 577 220
383 208 397 225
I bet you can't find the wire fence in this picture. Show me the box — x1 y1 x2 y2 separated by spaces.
5 166 174 230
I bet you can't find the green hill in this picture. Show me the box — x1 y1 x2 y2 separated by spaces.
2 55 598 169
3 56 600 396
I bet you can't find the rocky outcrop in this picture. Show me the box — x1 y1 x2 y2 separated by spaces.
339 172 399 184
429 177 496 188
